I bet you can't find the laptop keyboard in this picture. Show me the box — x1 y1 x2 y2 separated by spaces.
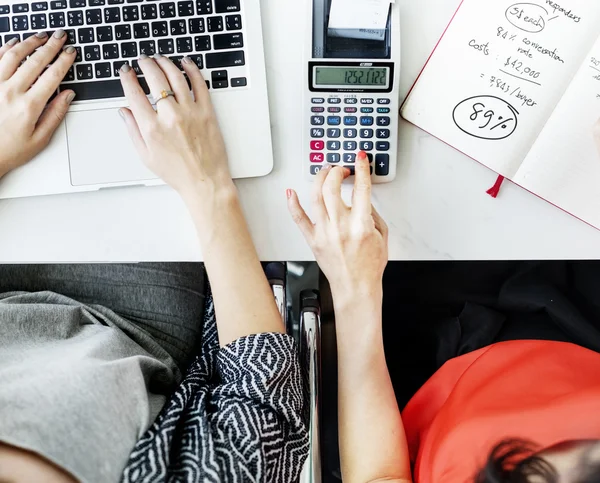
0 0 248 101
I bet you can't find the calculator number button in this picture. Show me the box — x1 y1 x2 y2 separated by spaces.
361 98 374 104
376 129 390 138
312 98 325 104
344 116 357 126
310 165 324 175
310 153 325 163
310 128 325 138
343 153 356 163
360 129 374 139
376 141 390 151
327 141 341 150
343 141 357 151
327 128 341 138
327 153 341 163
360 141 373 151
344 128 357 138
327 116 341 125
376 116 391 126
310 140 324 150
375 154 390 175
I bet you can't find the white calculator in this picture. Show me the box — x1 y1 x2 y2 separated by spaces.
304 0 401 183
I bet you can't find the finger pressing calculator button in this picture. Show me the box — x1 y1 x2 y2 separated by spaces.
310 153 325 163
376 116 391 126
312 98 325 104
361 98 374 104
343 116 357 126
344 128 357 138
360 116 374 126
360 141 373 151
311 107 325 113
310 128 325 138
346 166 374 176
376 141 390 151
327 116 341 126
344 98 358 104
377 98 391 104
360 129 374 139
343 153 356 163
376 129 390 139
377 107 391 114
328 97 341 104
343 141 357 151
365 153 374 162
327 141 341 150
327 128 341 138
375 154 390 175
310 165 324 176
327 153 341 163
311 116 325 125
310 140 324 150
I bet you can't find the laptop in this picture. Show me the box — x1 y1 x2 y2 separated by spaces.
0 0 273 199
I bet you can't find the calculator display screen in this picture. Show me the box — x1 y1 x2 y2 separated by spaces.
314 67 389 88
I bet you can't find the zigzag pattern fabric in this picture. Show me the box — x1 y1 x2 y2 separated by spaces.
121 288 309 482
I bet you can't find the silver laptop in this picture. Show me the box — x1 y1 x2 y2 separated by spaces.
0 0 273 199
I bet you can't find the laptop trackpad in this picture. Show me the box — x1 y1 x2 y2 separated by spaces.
66 109 157 186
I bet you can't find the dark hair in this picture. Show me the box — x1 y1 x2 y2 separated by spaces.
475 439 600 483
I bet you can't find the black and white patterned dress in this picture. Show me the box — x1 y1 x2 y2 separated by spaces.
121 290 309 482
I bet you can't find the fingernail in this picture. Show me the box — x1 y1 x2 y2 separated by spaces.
358 150 367 159
153 53 162 59
120 63 131 73
64 46 75 54
35 31 48 39
182 56 192 64
7 37 19 46
139 54 148 59
53 29 65 39
66 92 76 104
286 189 292 200
118 109 125 120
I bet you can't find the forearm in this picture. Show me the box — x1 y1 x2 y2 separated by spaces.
334 290 412 483
185 182 284 347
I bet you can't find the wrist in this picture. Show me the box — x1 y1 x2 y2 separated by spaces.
181 177 238 217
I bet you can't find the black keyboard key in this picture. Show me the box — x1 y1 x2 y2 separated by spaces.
4 33 20 43
95 62 112 78
141 4 156 19
13 4 29 13
32 2 49 11
0 5 9 14
213 32 242 50
96 25 112 41
188 54 202 68
121 41 137 57
194 34 210 51
375 154 389 176
0 18 9 33
211 69 226 81
73 45 82 61
188 18 204 33
122 6 139 21
231 76 246 87
67 10 83 26
104 7 120 23
61 79 148 100
225 14 241 30
151 21 167 36
176 36 192 53
207 16 223 32
131 59 141 74
89 0 105 5
205 50 244 69
215 0 239 13
63 65 74 81
126 0 143 3
177 0 193 16
159 2 175 18
83 44 100 60
196 0 211 14
169 55 182 69
170 19 186 35
65 28 76 44
213 79 228 89
76 63 93 79
49 12 65 27
102 42 118 59
69 0 85 7
157 38 173 54
50 0 66 9
139 39 155 55
133 22 149 38
77 27 94 43
86 8 102 24
114 23 130 39
12 16 29 31
31 13 47 29
23 32 36 40
107 0 124 3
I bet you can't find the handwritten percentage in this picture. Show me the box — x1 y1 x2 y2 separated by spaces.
491 118 514 130
509 35 517 40
453 96 519 141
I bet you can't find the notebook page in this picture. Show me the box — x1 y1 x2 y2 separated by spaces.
401 0 600 179
514 36 600 229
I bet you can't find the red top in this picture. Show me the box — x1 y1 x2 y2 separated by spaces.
402 341 600 483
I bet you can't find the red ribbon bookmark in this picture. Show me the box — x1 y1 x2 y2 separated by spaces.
486 175 505 199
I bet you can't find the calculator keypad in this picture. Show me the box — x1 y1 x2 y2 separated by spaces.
309 96 392 177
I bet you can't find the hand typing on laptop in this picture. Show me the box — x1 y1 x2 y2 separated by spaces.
0 29 75 179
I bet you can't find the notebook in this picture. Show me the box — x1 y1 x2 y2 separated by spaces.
401 0 600 228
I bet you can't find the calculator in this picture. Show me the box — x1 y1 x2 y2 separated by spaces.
304 0 401 183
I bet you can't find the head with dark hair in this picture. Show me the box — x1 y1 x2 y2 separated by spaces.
475 439 600 483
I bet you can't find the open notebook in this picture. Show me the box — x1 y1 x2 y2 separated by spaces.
401 0 600 228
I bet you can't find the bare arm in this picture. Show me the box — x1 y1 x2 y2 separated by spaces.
119 56 283 346
287 154 412 483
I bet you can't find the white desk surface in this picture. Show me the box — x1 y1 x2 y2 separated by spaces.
1 0 600 263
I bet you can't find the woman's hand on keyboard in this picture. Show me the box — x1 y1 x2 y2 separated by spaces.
287 152 388 303
0 30 76 179
119 55 232 202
